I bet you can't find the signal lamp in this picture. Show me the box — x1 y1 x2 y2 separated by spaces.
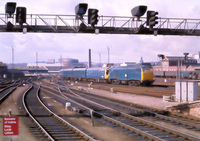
75 3 88 19
16 7 27 25
5 2 17 18
147 10 159 30
184 53 189 60
131 5 147 20
158 54 165 60
88 9 99 28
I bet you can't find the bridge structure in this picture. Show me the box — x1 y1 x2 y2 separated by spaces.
1 13 200 36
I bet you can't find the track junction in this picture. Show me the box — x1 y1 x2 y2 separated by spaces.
0 76 200 141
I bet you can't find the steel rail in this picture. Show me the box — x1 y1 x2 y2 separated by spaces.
57 84 95 112
22 84 55 141
56 83 97 126
154 113 200 130
0 86 16 103
37 85 96 141
70 88 200 130
60 83 200 141
36 80 97 128
57 82 165 140
41 79 200 140
50 79 200 126
97 112 165 141
38 82 92 113
0 80 21 103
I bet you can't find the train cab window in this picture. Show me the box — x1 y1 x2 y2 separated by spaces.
106 69 109 75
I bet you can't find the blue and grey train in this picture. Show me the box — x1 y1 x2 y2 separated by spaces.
60 64 154 86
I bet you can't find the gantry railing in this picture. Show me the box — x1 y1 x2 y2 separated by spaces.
0 13 200 36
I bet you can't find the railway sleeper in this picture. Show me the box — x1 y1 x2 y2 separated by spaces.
129 112 146 117
33 114 53 117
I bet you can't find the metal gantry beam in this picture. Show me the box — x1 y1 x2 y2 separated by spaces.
1 13 200 36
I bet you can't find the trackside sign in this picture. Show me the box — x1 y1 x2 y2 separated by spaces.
3 117 18 136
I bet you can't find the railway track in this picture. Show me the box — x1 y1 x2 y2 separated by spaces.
64 80 175 97
22 83 96 141
39 78 200 140
0 80 20 104
63 78 200 100
71 88 200 133
55 80 200 141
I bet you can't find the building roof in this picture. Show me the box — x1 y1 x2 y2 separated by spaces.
165 56 194 60
27 63 63 67
0 62 6 67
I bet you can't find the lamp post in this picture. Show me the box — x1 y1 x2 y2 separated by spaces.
11 46 14 79
177 53 189 80
177 59 181 80
177 53 189 102
107 46 110 63
99 53 101 67
36 52 38 75
60 54 62 70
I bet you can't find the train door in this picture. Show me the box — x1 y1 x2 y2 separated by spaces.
105 69 110 79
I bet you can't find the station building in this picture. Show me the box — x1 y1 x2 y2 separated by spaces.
153 56 200 72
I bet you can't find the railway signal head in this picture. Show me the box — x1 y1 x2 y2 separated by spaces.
16 7 27 25
158 54 165 60
88 8 99 28
184 52 189 60
5 2 17 18
147 10 159 30
75 3 88 19
131 5 147 20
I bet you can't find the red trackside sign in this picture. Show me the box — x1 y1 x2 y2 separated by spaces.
3 117 18 136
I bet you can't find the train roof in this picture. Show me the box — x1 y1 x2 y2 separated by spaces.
60 64 151 72
112 64 144 68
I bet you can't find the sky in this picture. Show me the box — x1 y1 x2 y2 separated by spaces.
0 0 200 64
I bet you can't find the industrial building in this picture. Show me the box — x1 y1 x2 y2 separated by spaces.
153 53 200 79
153 55 200 72
27 58 86 73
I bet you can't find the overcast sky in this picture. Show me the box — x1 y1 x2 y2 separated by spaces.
0 0 200 64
